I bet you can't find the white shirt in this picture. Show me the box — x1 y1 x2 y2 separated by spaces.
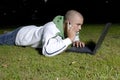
15 22 72 57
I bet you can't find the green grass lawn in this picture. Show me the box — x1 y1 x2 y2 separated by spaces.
0 24 120 80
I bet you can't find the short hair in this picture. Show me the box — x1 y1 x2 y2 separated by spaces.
65 10 83 21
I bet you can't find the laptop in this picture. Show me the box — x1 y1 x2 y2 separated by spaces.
66 23 112 55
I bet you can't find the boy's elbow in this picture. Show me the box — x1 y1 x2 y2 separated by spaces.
42 47 64 57
42 48 58 57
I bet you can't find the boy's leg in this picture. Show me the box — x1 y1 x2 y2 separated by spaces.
0 27 21 45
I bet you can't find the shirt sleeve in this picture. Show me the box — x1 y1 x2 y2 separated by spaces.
42 22 72 57
42 36 72 57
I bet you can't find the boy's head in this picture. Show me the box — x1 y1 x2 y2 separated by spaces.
64 10 84 32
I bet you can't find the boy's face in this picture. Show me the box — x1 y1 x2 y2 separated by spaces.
69 16 84 32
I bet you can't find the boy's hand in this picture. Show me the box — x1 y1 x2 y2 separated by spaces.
67 22 76 41
73 41 85 48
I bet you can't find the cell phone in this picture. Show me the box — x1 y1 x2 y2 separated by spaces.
67 21 72 29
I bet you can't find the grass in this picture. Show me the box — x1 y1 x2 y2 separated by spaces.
0 23 120 80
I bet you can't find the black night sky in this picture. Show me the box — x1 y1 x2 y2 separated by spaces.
0 0 120 27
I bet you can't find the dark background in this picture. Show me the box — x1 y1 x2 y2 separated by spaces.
0 0 120 27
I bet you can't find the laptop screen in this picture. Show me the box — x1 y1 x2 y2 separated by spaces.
93 23 112 54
